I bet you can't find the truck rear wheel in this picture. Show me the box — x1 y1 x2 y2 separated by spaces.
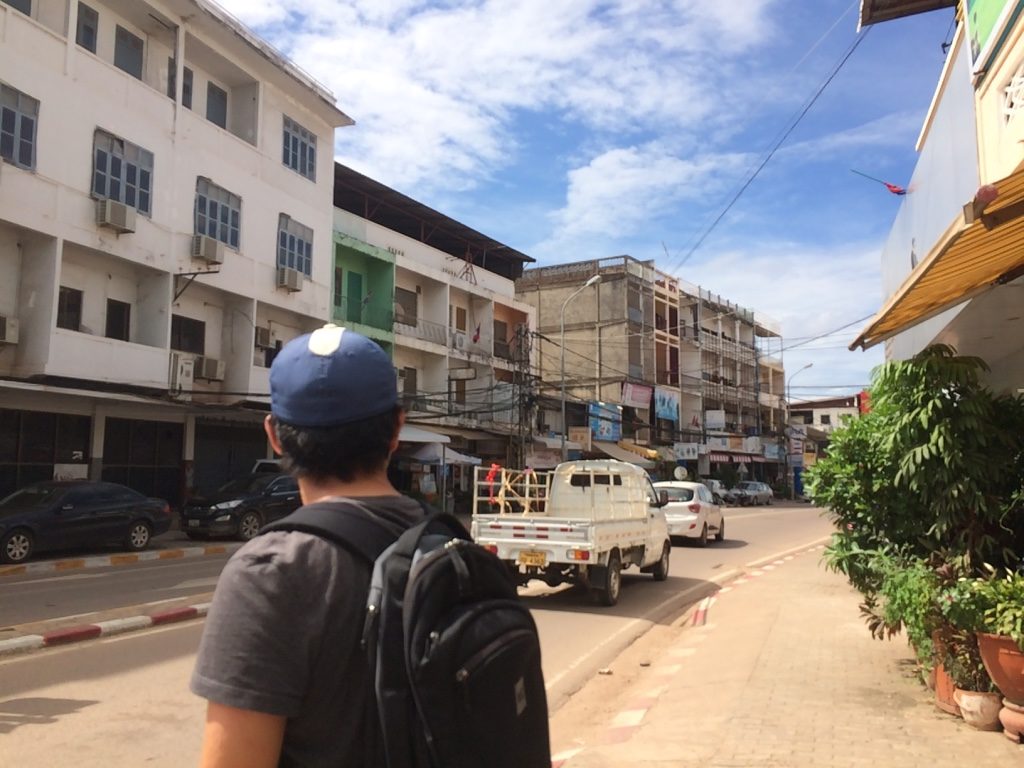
651 543 670 582
593 552 621 607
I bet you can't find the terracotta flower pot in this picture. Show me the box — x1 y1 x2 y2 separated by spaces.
953 688 1003 730
934 660 961 716
977 633 1024 705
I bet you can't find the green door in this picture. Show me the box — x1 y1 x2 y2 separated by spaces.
346 272 363 323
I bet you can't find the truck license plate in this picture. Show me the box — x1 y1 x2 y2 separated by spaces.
188 519 200 528
518 551 546 567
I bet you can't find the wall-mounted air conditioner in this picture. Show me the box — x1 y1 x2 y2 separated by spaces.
451 331 466 350
191 234 224 265
195 356 226 382
277 267 303 292
0 315 19 344
169 352 195 397
254 326 272 348
96 199 136 233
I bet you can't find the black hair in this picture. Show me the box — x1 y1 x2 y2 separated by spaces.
270 406 402 483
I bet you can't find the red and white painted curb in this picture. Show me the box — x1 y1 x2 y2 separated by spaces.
0 543 242 578
550 541 827 767
0 601 212 657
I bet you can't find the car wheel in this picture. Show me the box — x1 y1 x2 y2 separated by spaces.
767 496 773 506
651 543 670 582
238 511 262 541
715 517 726 542
697 523 709 548
593 551 622 606
126 521 152 551
1 528 34 564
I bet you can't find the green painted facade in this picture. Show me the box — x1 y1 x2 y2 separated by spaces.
332 232 395 354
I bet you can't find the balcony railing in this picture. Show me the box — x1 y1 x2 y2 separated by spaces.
394 316 449 346
333 296 393 332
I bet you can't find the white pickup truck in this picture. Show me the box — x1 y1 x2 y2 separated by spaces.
470 460 672 606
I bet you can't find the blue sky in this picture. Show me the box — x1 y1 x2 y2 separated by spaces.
219 0 956 400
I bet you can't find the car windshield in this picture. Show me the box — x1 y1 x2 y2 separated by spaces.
738 482 758 490
660 487 694 502
0 484 65 514
217 475 278 495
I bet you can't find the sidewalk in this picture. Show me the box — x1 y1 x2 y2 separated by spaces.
549 545 1023 767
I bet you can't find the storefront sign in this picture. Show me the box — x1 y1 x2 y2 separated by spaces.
763 443 783 461
705 409 726 430
728 435 744 451
589 401 622 442
966 0 1016 72
674 442 699 460
621 383 653 409
654 387 680 422
568 426 592 452
743 436 762 453
707 435 729 450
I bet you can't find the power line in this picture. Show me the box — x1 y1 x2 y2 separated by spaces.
665 24 873 273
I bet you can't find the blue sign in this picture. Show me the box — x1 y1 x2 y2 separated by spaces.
589 401 622 442
654 387 680 422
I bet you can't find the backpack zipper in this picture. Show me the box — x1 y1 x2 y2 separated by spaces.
454 628 536 683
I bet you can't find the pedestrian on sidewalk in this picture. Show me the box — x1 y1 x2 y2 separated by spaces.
190 324 425 767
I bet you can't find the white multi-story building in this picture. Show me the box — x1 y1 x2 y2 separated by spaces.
332 165 537 467
0 0 350 503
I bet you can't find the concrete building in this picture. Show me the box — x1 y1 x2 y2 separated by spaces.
0 0 350 502
516 255 786 478
331 164 537 472
852 0 1024 394
789 393 865 435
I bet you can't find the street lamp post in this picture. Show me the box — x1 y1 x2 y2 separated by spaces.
785 362 813 499
561 274 602 462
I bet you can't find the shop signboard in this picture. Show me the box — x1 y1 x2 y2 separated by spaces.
704 409 726 430
568 426 592 452
654 387 680 422
621 383 653 409
674 442 699 460
589 401 622 442
965 0 1018 72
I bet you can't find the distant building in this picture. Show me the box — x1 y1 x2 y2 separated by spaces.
789 394 863 435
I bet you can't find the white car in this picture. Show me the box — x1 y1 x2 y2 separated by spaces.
654 481 724 547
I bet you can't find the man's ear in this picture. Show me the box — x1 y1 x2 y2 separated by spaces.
389 409 406 456
264 415 284 456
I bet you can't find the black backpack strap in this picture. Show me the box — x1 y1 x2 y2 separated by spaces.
260 500 399 564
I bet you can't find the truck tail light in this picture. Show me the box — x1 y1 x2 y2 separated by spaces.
566 549 590 561
482 544 498 555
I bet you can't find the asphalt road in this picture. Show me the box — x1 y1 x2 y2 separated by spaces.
0 503 832 767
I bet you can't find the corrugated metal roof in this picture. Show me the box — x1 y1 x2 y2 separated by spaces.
859 0 956 28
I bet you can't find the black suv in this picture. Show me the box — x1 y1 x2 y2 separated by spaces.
181 473 300 541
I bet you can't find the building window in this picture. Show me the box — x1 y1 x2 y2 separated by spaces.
114 26 144 80
282 116 316 180
76 3 98 53
333 266 343 307
105 299 130 341
820 414 831 425
57 287 83 331
206 83 227 129
195 178 240 249
92 130 154 214
277 214 313 276
453 379 466 405
171 314 205 355
394 287 418 325
0 82 38 170
167 59 193 109
2 0 31 15
452 306 467 332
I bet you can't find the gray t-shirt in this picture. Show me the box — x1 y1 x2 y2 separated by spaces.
191 495 425 767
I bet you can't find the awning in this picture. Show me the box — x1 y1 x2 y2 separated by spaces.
399 424 451 444
534 435 582 451
409 443 481 465
852 168 1024 350
709 452 732 462
752 456 767 463
732 455 752 464
592 441 655 469
617 441 660 461
858 0 956 29
655 446 679 462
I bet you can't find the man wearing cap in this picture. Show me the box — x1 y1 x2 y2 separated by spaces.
191 325 426 767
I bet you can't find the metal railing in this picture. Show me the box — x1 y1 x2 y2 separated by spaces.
333 296 393 331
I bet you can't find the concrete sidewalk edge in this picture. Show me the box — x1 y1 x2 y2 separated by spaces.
0 542 243 578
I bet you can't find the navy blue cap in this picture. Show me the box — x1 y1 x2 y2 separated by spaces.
270 325 398 427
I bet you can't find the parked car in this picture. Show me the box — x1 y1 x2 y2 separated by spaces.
181 473 300 541
722 485 751 506
0 480 172 564
252 458 282 474
701 478 727 504
737 480 773 506
655 481 724 547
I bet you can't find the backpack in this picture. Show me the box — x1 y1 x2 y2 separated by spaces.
262 500 551 768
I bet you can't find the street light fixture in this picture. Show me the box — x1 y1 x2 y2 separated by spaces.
561 274 602 461
785 362 813 499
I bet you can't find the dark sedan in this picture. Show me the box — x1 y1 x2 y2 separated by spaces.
181 473 301 541
0 481 173 564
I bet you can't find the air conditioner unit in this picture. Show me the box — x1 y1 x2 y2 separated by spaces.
196 356 226 381
277 267 303 292
254 326 272 348
191 234 224 265
169 352 195 397
0 315 19 344
451 331 466 350
95 199 136 234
